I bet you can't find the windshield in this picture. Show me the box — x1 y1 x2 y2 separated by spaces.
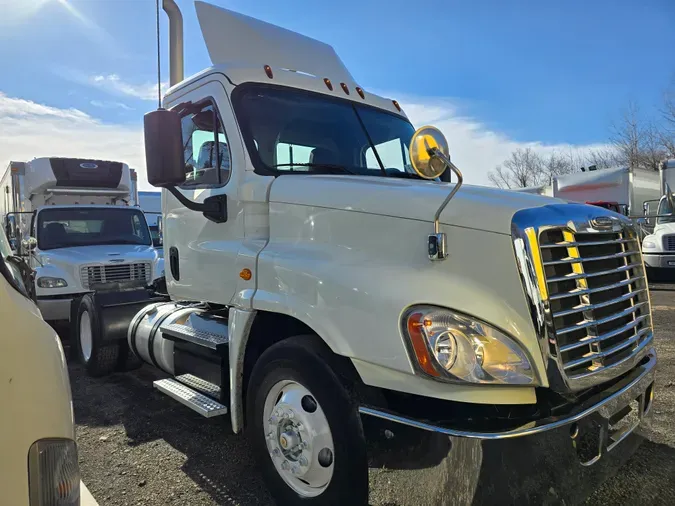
37 207 152 250
657 198 675 224
233 84 418 178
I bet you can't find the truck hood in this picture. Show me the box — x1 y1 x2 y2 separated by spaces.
269 175 565 235
38 244 157 265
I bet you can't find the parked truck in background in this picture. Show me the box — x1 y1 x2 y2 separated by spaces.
138 190 163 257
0 228 99 506
77 2 657 504
0 157 162 373
641 159 675 277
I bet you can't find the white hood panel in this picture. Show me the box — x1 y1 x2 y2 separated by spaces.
269 175 565 235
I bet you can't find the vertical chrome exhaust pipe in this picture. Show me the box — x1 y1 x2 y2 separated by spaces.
162 0 184 86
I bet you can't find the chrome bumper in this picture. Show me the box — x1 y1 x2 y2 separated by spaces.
363 350 656 505
643 253 675 269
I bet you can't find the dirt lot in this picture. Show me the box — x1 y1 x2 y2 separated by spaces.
67 284 675 506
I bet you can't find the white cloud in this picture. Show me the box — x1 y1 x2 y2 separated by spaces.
90 99 134 111
0 91 152 190
87 74 168 102
396 93 611 186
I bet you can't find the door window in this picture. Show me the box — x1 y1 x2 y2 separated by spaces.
180 101 231 187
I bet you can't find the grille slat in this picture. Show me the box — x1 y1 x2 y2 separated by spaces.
543 250 636 266
552 289 646 318
562 327 651 371
540 238 633 249
81 262 151 289
549 275 644 300
665 235 675 252
538 226 652 386
559 314 650 353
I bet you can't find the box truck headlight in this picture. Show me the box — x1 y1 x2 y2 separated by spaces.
28 439 80 506
37 277 68 288
403 306 537 385
643 240 656 249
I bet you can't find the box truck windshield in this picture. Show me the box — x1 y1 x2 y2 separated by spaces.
37 207 152 250
658 199 675 224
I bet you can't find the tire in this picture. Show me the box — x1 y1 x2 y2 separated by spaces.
246 335 368 506
74 294 120 377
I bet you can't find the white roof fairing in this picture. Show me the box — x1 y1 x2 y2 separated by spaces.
195 1 355 85
190 2 405 118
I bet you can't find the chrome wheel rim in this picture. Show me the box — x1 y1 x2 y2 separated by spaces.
80 310 93 362
263 380 334 497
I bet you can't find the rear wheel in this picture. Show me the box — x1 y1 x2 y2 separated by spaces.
246 336 368 505
74 294 119 377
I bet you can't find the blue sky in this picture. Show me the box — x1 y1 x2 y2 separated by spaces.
0 0 673 187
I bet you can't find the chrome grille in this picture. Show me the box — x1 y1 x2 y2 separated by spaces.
539 226 652 385
664 234 675 252
81 262 151 290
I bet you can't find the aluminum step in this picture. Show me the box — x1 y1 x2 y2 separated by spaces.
153 378 228 418
175 373 222 399
160 322 229 352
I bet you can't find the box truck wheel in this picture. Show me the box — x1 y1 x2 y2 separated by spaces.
246 336 368 505
74 294 119 377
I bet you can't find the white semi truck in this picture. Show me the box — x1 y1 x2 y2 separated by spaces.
78 2 657 504
0 157 162 373
641 159 675 275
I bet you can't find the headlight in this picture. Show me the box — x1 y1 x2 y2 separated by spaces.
402 306 537 385
28 439 80 506
37 277 68 288
642 240 656 249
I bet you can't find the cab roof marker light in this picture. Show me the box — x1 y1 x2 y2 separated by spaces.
264 65 274 79
323 78 333 91
392 100 402 112
340 82 350 95
356 86 365 99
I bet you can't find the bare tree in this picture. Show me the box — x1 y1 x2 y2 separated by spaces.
539 150 574 184
488 148 543 189
584 148 622 169
610 100 644 170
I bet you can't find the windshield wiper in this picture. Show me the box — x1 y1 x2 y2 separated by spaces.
272 163 355 175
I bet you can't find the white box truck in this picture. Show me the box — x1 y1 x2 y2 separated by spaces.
138 190 162 248
551 166 660 215
640 159 675 274
77 2 657 504
0 157 162 334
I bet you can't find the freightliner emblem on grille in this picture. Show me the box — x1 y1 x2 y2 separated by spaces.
590 215 618 231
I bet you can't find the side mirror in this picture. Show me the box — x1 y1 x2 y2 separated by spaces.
157 217 163 240
144 109 186 187
22 237 37 252
666 183 675 214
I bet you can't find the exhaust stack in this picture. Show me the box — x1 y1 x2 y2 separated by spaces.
162 0 184 86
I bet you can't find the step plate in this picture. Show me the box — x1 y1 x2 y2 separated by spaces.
175 373 222 399
160 323 229 351
153 378 228 418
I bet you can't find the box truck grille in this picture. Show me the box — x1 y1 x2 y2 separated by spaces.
664 235 675 252
81 262 151 290
539 227 652 386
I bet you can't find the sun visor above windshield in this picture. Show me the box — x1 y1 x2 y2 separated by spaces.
195 1 355 85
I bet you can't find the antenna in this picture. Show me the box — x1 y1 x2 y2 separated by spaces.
155 0 162 109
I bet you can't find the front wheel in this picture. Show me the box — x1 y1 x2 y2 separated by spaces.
246 336 368 505
73 294 119 377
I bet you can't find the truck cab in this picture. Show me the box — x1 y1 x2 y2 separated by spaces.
642 194 675 272
84 2 657 504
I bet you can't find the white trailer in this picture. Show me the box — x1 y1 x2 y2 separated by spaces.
551 166 660 215
76 2 657 505
0 158 161 335
138 190 163 258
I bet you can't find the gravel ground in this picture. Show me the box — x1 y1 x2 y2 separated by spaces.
66 283 675 506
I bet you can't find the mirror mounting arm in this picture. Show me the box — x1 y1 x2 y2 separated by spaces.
429 149 463 261
165 186 228 223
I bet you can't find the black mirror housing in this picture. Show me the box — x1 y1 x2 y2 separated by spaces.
144 109 186 187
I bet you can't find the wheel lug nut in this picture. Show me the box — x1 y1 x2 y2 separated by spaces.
268 415 278 424
281 460 290 471
291 465 301 475
287 411 294 419
298 456 308 467
273 448 281 457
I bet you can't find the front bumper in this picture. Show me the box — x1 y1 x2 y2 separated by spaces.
643 252 675 268
363 350 656 506
37 296 75 321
